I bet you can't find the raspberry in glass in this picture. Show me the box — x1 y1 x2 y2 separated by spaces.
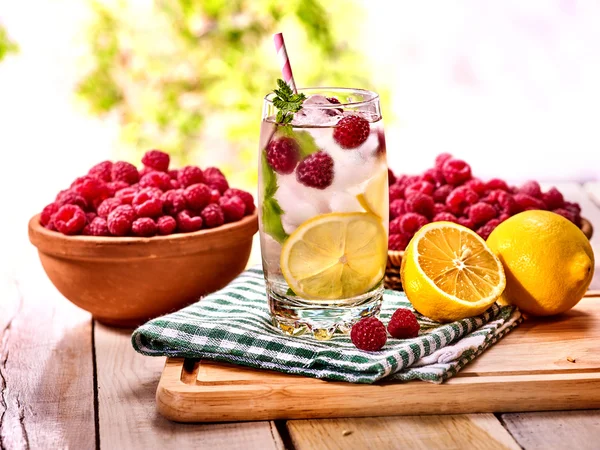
219 195 246 223
107 205 135 236
350 317 387 351
184 183 211 210
111 161 139 185
388 308 420 339
333 115 370 149
177 166 204 187
54 205 86 235
141 149 170 172
157 215 177 235
177 210 203 232
266 137 300 174
442 159 472 185
132 217 158 237
296 151 334 189
201 204 225 228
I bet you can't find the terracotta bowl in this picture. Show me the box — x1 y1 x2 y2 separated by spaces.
28 212 258 327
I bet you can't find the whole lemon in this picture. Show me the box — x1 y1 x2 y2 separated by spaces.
486 210 594 316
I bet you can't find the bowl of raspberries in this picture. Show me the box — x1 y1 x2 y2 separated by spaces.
28 150 258 327
384 153 593 290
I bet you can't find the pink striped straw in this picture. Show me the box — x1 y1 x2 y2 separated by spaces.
273 32 297 94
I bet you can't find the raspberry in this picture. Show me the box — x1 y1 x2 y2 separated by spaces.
184 183 211 210
83 217 110 237
486 178 509 192
161 189 186 215
389 184 404 201
106 181 129 196
405 181 434 198
132 217 157 237
201 204 225 228
157 215 177 235
266 137 300 174
405 193 435 219
469 202 498 226
333 115 370 149
350 317 387 351
177 210 203 232
400 213 429 234
177 166 204 187
519 181 542 198
97 197 123 218
54 205 86 235
388 169 396 185
457 216 476 230
498 213 510 222
219 195 246 223
209 189 221 204
86 212 97 222
107 205 135 236
423 168 445 187
442 159 472 185
325 97 344 113
204 167 230 194
139 171 171 191
388 308 420 339
477 219 501 240
170 179 181 190
388 233 410 251
542 187 564 210
223 189 255 215
434 153 453 169
446 186 478 215
296 151 334 189
433 212 458 223
55 190 89 211
552 208 577 224
141 149 170 172
564 201 581 215
389 199 406 219
376 128 386 154
111 161 139 185
514 193 546 211
41 203 59 226
464 178 487 196
138 166 153 178
389 217 403 234
484 190 518 215
133 190 164 218
88 160 113 182
72 176 109 203
433 184 453 204
168 169 179 180
433 203 448 215
115 186 139 205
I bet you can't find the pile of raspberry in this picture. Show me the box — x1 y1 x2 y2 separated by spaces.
40 150 255 237
388 153 583 251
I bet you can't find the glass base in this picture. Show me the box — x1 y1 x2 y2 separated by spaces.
267 285 383 340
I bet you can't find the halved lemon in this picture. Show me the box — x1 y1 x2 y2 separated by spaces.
280 212 387 300
356 165 388 219
401 222 506 322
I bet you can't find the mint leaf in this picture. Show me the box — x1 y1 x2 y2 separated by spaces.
277 126 319 158
273 79 306 124
261 151 288 244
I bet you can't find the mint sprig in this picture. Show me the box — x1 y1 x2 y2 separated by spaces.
273 79 306 124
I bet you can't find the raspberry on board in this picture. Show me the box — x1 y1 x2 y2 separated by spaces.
476 219 501 240
433 203 448 215
201 204 225 228
333 115 370 149
132 217 158 237
433 184 454 204
389 199 406 220
542 187 565 210
442 159 472 185
464 178 487 196
204 167 230 194
161 189 186 216
139 171 171 191
485 178 510 192
157 215 177 235
389 184 404 201
399 213 429 235
41 203 59 226
224 189 255 215
106 181 129 196
83 217 110 237
178 166 204 187
432 212 458 223
266 137 301 174
388 308 420 339
405 181 435 198
219 195 246 223
141 149 170 172
111 161 139 185
88 160 113 182
519 180 542 198
457 216 476 230
115 187 139 205
388 233 410 251
184 183 211 210
389 217 403 234
133 190 164 218
514 193 547 212
446 186 479 215
296 151 334 189
434 153 453 170
177 210 203 232
54 205 86 235
97 197 123 219
468 202 498 226
350 317 387 351
405 193 435 219
107 205 135 236
422 168 445 187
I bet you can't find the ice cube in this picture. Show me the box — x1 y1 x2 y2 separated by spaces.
292 95 342 126
329 191 362 213
260 233 283 275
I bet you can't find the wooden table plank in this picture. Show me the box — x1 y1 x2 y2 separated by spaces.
286 415 520 450
0 261 95 449
94 322 284 450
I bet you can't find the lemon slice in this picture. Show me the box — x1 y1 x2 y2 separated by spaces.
356 166 388 219
280 212 387 300
401 221 506 322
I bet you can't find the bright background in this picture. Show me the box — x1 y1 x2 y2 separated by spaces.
1 0 600 276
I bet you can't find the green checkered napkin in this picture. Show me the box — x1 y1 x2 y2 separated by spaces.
132 267 522 384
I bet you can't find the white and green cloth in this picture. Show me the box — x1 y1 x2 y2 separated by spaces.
132 267 522 384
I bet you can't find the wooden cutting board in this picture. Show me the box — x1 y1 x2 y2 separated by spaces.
156 294 600 423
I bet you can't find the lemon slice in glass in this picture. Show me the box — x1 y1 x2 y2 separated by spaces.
401 221 506 322
280 212 387 300
356 166 388 219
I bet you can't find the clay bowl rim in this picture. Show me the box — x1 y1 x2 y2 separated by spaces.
29 211 259 261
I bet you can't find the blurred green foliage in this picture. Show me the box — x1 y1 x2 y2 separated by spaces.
0 24 18 62
76 0 377 187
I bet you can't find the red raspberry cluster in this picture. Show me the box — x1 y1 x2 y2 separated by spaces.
350 308 420 351
388 153 583 250
40 150 255 237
